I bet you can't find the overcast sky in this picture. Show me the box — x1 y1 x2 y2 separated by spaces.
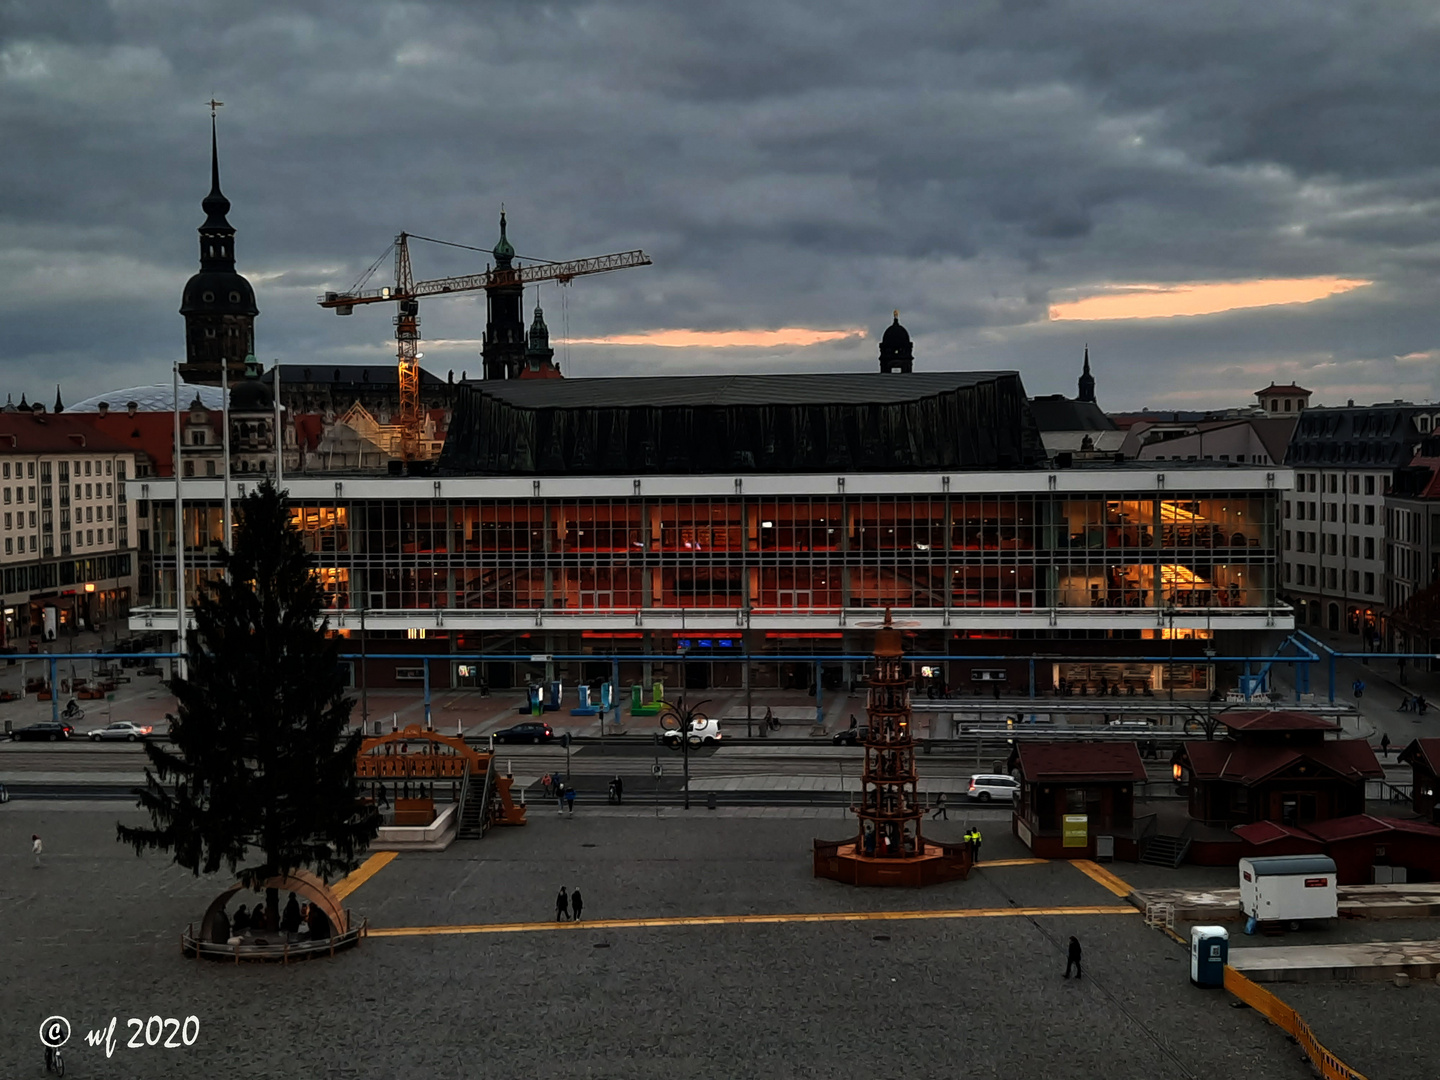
5 0 1440 410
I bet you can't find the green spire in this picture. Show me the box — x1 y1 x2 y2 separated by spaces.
493 210 515 265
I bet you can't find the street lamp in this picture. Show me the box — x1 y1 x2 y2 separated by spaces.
659 695 709 811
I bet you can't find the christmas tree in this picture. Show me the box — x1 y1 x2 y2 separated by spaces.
119 482 377 928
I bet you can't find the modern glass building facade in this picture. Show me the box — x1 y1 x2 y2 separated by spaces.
134 467 1288 641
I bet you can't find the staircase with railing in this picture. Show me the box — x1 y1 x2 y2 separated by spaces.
1139 819 1193 868
457 756 496 839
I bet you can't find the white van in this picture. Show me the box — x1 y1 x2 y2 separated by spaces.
662 717 723 746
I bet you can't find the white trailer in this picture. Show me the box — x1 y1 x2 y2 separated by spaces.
1239 854 1338 923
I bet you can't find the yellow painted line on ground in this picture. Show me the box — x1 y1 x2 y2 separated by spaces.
367 904 1139 938
333 851 398 901
976 857 1049 868
1072 859 1135 899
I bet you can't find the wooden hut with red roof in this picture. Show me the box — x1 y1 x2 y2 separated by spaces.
1174 712 1382 832
1398 738 1440 823
1010 742 1148 860
1235 814 1440 884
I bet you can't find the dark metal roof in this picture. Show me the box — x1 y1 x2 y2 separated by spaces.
441 371 1048 476
473 371 1013 408
1027 395 1117 432
1285 405 1428 468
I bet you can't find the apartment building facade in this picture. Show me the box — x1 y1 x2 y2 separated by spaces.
1282 404 1437 641
0 407 139 646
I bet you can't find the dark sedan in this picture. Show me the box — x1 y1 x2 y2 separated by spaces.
493 721 555 744
832 726 872 746
12 721 75 742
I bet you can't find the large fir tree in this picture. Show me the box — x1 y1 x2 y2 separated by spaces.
119 482 377 926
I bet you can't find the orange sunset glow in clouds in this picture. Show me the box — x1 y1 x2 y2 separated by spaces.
567 327 867 348
1049 276 1371 321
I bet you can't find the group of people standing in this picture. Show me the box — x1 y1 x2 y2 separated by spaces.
213 891 331 944
542 774 578 815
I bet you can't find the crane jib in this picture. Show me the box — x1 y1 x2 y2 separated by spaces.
317 250 651 308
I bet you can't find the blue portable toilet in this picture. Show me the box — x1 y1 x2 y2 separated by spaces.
1190 925 1228 988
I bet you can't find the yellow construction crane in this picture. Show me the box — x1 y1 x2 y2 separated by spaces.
319 227 651 460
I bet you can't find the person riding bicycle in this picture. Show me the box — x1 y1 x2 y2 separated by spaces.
61 699 81 718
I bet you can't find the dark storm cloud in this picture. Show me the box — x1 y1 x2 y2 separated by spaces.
2 0 1439 408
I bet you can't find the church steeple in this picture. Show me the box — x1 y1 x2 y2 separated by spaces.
179 111 258 387
493 209 515 268
520 303 561 378
482 210 526 379
1077 345 1096 403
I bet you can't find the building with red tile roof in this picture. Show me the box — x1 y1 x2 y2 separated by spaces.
1011 741 1147 860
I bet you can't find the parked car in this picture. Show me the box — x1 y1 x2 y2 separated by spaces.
966 773 1019 802
493 721 555 744
13 721 75 742
1107 718 1156 729
87 721 154 742
662 716 723 746
832 726 872 746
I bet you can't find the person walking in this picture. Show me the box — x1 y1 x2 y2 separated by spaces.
971 826 983 863
31 833 42 868
556 886 570 921
1381 732 1392 758
565 786 576 816
1065 936 1083 979
556 780 566 815
571 887 584 922
931 792 948 820
612 775 624 805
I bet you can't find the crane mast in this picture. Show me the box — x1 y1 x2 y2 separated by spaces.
319 225 651 461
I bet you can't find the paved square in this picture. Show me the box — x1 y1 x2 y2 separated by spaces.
0 805 1314 1079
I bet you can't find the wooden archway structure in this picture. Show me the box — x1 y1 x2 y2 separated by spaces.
356 723 487 778
198 869 348 944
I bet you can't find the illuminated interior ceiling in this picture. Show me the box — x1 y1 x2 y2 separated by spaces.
1159 564 1208 585
1159 501 1200 522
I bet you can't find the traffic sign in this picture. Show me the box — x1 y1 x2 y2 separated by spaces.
651 763 663 778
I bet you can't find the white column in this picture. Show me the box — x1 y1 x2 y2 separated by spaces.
172 364 187 679
221 361 232 551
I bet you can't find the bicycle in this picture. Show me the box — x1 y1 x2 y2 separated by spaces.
61 700 84 723
45 1045 65 1076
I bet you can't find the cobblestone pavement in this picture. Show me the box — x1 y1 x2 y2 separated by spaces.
0 806 1315 1080
1279 980 1438 1080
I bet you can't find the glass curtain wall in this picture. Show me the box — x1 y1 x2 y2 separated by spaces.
149 491 1277 612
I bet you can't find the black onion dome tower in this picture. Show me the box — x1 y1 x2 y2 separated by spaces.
813 611 973 887
179 117 258 387
879 310 913 373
